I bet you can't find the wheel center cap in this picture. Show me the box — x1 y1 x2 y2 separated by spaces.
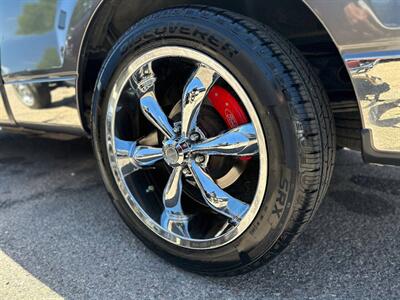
163 141 187 167
163 146 179 165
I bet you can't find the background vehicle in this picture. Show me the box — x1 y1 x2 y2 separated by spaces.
0 0 399 275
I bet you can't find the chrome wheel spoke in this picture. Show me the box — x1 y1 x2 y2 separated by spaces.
189 161 249 223
140 91 175 139
161 166 191 237
129 62 157 95
115 137 163 175
214 221 231 238
191 123 258 156
181 64 219 137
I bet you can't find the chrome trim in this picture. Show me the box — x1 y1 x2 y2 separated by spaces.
4 76 85 132
106 46 268 249
304 0 400 155
5 75 76 85
362 129 400 166
344 52 400 152
0 77 16 125
0 90 9 123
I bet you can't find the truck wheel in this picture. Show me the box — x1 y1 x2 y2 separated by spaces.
92 6 335 276
15 84 51 109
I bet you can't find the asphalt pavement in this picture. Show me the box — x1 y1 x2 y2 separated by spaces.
0 132 399 299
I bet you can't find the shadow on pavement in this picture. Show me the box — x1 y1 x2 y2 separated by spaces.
0 133 399 299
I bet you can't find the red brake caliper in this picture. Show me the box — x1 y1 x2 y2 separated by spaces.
208 85 252 161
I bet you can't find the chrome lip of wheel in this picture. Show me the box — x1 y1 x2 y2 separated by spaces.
106 46 268 249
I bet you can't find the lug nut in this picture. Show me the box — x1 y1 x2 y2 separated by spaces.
189 132 200 142
182 168 191 176
195 155 205 164
173 122 181 134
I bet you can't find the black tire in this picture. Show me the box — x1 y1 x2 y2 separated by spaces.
91 6 335 276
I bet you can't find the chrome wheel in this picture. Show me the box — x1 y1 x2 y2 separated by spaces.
106 47 267 249
16 84 35 107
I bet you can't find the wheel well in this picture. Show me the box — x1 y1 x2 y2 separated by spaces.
79 0 361 149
